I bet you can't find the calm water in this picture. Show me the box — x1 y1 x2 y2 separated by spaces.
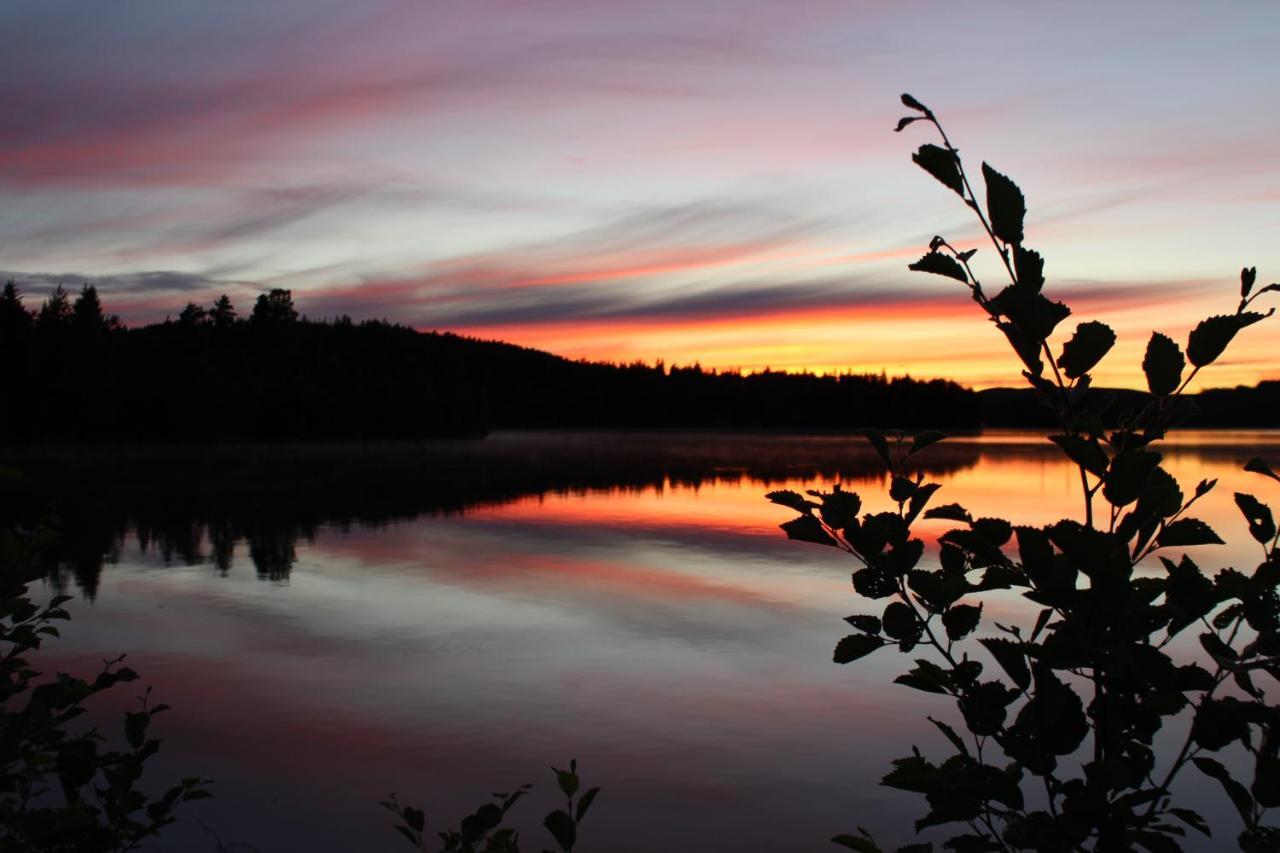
32 430 1280 851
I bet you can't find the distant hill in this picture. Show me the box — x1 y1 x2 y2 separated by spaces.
977 381 1280 428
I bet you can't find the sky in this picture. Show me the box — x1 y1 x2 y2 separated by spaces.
2 0 1278 388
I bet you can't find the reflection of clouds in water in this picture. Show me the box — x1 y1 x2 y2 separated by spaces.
35 430 1278 852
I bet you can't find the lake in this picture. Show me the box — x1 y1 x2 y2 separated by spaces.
24 430 1280 851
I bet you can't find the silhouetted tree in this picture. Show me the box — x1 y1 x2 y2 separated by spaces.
0 282 32 338
178 301 208 327
36 285 72 330
251 288 298 328
210 294 236 329
72 284 110 332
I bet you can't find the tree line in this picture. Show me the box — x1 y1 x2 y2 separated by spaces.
0 282 981 441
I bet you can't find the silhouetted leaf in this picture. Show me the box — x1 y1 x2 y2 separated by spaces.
883 601 921 643
979 638 1030 690
1235 493 1276 543
766 490 813 514
1245 456 1280 483
1142 332 1184 396
943 604 982 641
1157 518 1224 548
844 614 882 634
862 429 893 470
781 516 838 548
1193 756 1254 823
554 767 580 797
905 483 943 526
1056 321 1116 379
989 286 1070 341
924 503 972 523
982 163 1025 245
1186 313 1267 367
959 680 1018 736
1169 807 1211 837
997 321 1043 375
901 93 930 113
832 831 882 852
909 430 946 456
891 476 919 503
575 787 600 822
834 634 888 664
909 251 968 283
1049 434 1109 477
818 487 862 529
928 716 970 757
913 143 964 196
895 116 920 132
1242 266 1257 298
1013 247 1044 293
853 566 898 599
544 809 577 851
1104 450 1161 507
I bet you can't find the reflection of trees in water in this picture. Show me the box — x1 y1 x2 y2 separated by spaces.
8 434 988 597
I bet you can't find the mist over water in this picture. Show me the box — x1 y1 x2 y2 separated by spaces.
34 431 1280 852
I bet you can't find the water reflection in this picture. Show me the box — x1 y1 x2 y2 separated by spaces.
18 431 1280 852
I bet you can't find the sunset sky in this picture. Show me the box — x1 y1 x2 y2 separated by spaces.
3 1 1278 388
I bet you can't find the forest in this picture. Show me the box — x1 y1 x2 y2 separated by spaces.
1 281 1273 442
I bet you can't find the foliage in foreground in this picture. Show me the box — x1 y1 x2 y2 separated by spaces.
383 758 600 853
770 94 1280 852
0 509 211 852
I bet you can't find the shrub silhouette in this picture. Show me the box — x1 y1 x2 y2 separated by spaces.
0 507 211 851
770 95 1279 852
382 758 601 853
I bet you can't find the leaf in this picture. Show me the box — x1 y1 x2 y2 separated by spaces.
575 787 600 822
1242 266 1257 298
901 93 929 113
844 614 882 634
1168 807 1211 837
895 116 920 132
1186 313 1265 367
543 809 577 852
1049 434 1109 478
1104 450 1162 507
1245 456 1280 483
832 832 882 852
1156 518 1224 548
927 716 970 757
766 490 812 514
943 604 982 641
982 162 1026 245
862 429 893 470
913 143 964 196
979 638 1030 690
834 634 888 664
909 251 968 283
554 767 580 797
924 503 972 523
882 601 920 642
818 487 863 529
909 430 946 456
1234 493 1276 544
1193 756 1254 823
1142 332 1184 396
1014 247 1044 293
781 516 838 548
1056 321 1116 379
